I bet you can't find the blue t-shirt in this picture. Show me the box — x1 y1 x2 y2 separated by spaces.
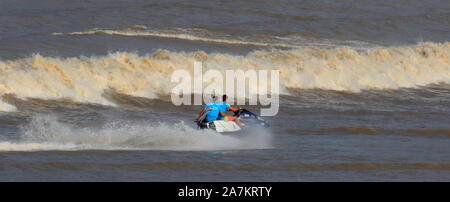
204 102 220 122
217 102 231 120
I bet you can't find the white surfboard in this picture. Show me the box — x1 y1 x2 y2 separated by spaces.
211 120 241 133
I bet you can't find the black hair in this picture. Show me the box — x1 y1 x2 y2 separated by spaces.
222 94 228 101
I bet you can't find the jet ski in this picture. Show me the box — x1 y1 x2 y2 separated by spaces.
195 108 269 133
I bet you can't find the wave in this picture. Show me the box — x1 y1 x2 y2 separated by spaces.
51 25 372 48
0 115 272 151
0 42 449 111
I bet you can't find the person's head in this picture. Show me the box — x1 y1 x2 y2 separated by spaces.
211 95 218 102
222 94 228 102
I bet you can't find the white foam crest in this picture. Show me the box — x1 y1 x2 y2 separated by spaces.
0 115 272 151
275 42 450 91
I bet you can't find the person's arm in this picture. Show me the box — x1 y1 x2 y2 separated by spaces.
227 106 240 112
219 111 226 117
196 108 206 120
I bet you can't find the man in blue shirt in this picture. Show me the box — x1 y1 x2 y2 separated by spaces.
196 95 220 122
217 94 239 120
217 94 244 128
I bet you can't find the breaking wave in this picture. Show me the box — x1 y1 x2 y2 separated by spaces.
0 115 272 152
0 42 449 111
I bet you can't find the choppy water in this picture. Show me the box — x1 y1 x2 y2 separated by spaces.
0 0 449 181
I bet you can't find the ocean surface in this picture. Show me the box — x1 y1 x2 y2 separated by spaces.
0 0 449 181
